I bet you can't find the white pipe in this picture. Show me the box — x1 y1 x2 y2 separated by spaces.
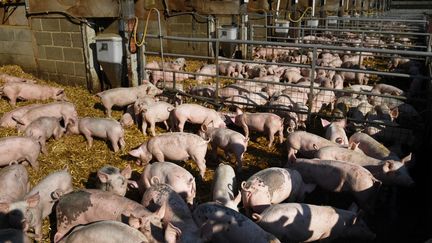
312 0 316 16
276 0 281 18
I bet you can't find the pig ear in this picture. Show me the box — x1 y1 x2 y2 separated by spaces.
26 192 40 208
320 118 331 128
348 142 360 151
383 161 394 173
56 89 65 96
251 213 262 222
165 222 182 243
154 200 166 219
0 203 10 213
390 107 399 120
11 115 25 125
401 153 412 165
236 108 243 115
97 171 110 183
128 148 142 158
240 181 250 191
121 164 132 179
200 123 208 132
150 176 160 185
348 215 358 226
146 86 152 93
128 214 142 229
233 192 242 206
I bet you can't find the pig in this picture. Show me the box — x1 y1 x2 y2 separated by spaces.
315 146 414 186
195 64 216 83
119 105 135 127
252 203 376 242
0 73 36 84
0 164 29 204
138 161 196 205
231 109 284 147
57 220 153 243
286 158 381 210
0 169 73 241
285 131 341 162
129 132 209 178
0 104 43 128
198 125 248 172
0 228 32 243
371 83 404 96
67 117 125 152
349 132 399 160
322 118 349 145
96 81 162 117
24 116 66 154
189 84 216 98
281 70 303 83
12 102 78 130
151 70 193 84
245 65 267 79
169 104 226 132
212 163 241 211
140 101 174 136
0 82 67 106
0 136 40 169
218 62 237 77
241 167 308 214
96 164 133 197
54 189 163 243
193 202 280 243
141 183 202 243
133 96 158 126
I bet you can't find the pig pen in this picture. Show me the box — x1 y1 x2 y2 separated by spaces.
0 16 430 243
140 15 432 243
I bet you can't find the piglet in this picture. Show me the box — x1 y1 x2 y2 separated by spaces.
349 132 399 160
322 118 349 146
0 82 67 106
140 101 174 136
212 163 241 211
129 132 209 178
193 202 280 243
286 131 341 162
287 158 381 210
138 161 196 205
96 81 162 117
169 103 226 132
57 220 155 243
241 167 308 215
67 117 125 152
0 169 73 241
54 189 163 243
0 164 29 204
231 108 284 147
12 102 78 131
198 125 248 172
253 203 375 242
24 117 65 154
0 73 36 84
141 183 203 243
96 164 133 197
0 104 43 128
0 136 40 169
315 146 414 186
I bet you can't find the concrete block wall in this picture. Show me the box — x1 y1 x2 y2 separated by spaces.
0 25 37 72
30 17 87 86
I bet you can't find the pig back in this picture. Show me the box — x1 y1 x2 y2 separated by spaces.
0 164 28 202
0 136 40 167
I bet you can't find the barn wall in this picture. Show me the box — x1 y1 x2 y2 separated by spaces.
0 5 88 87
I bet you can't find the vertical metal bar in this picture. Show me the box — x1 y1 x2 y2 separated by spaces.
215 39 220 102
155 9 165 89
308 47 317 117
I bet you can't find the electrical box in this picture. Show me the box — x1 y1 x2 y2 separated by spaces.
95 33 123 88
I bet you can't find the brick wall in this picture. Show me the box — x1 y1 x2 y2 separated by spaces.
30 17 87 86
0 25 37 73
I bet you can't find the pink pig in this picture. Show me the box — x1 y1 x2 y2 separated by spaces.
1 82 67 106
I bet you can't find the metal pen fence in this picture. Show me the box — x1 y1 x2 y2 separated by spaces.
142 12 432 148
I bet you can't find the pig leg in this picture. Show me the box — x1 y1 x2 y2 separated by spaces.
287 147 297 163
240 117 250 138
177 119 186 133
119 137 126 150
152 151 165 162
34 222 43 242
25 156 39 170
163 121 169 130
109 136 119 152
149 120 157 137
141 119 148 136
234 150 244 172
39 138 48 155
278 127 284 144
266 127 275 147
101 99 113 117
8 95 17 107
